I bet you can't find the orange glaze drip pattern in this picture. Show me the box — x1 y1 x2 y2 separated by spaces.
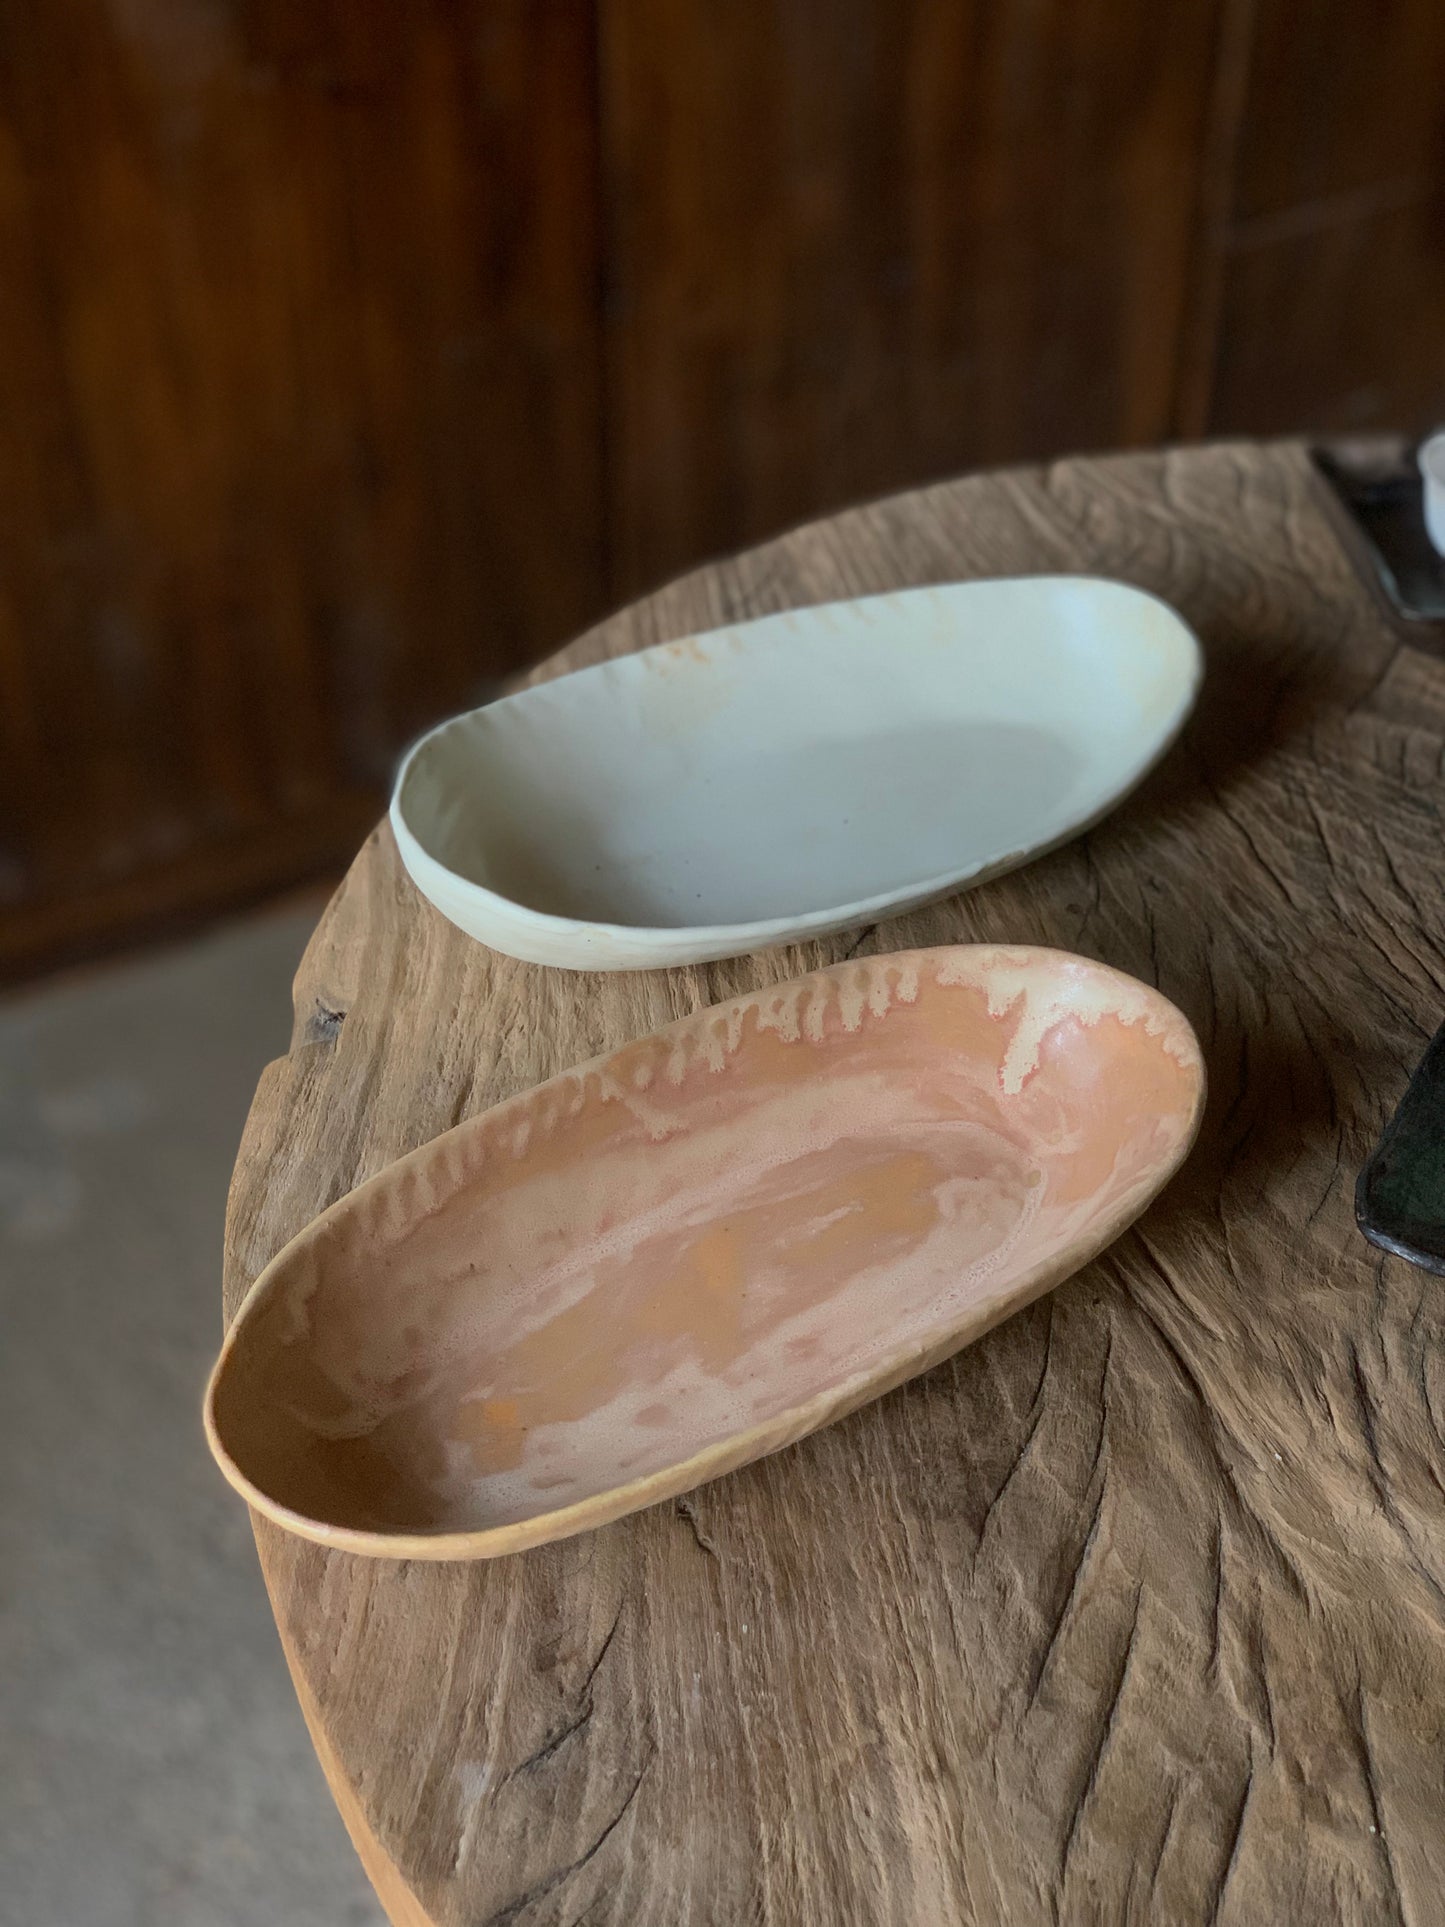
207 947 1203 1549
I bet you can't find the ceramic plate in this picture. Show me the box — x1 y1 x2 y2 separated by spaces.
206 946 1204 1560
391 578 1201 969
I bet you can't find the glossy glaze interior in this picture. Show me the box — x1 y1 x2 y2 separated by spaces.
207 948 1203 1554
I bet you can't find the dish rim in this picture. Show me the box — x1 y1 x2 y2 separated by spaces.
204 943 1207 1561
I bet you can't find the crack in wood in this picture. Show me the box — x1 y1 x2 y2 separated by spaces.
675 1495 720 1563
493 1604 628 1809
579 1605 625 1702
1347 1340 1445 1620
1057 1582 1143 1892
481 1752 653 1927
503 1701 595 1783
446 1076 478 1131
1355 1677 1410 1927
303 1001 347 1044
1147 1775 1185 1903
1209 1508 1226 1682
973 1384 1053 1563
1206 1745 1255 1927
1025 1470 1109 1718
838 921 879 962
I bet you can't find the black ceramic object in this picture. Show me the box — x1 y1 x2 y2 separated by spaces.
1318 440 1445 1272
1357 1021 1445 1273
1313 444 1445 633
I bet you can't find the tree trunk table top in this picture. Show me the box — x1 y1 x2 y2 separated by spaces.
223 442 1445 1926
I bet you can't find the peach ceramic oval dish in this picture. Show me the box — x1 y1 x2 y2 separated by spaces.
205 946 1204 1560
391 579 1202 968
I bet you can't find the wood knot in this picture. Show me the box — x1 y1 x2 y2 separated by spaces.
304 1001 347 1044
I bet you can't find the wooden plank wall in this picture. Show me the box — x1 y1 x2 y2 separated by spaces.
2 0 1444 979
600 0 1222 597
1191 0 1445 438
0 0 605 976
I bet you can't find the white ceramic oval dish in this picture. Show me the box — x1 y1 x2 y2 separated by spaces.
391 577 1202 970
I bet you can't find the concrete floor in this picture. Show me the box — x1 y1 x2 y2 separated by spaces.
0 905 386 1927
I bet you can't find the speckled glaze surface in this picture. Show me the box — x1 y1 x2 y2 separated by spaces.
206 946 1204 1559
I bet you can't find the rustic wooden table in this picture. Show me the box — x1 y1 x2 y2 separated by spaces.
223 443 1445 1926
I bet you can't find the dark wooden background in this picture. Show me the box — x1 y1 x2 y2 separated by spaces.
3 0 1445 981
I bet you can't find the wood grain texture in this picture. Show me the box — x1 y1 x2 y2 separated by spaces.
1227 0 1445 221
1195 0 1445 437
599 0 1220 598
223 442 1445 1925
0 0 604 974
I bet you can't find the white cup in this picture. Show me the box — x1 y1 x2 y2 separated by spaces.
1419 432 1445 558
